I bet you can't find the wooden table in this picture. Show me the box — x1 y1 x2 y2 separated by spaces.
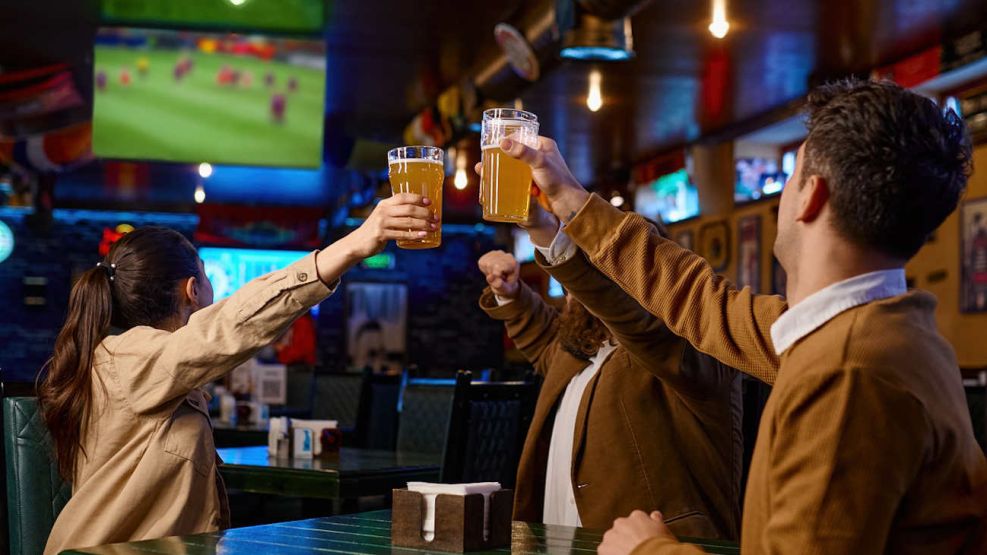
217 446 441 499
63 510 740 554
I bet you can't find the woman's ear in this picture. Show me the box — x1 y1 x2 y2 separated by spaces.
184 275 200 309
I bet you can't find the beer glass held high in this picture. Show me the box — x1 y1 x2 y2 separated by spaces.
388 146 444 249
480 108 539 223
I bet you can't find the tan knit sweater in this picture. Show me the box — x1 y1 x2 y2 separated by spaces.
565 194 987 554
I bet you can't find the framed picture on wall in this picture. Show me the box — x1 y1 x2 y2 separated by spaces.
674 229 695 251
737 215 761 292
699 221 731 272
960 197 987 312
346 282 408 372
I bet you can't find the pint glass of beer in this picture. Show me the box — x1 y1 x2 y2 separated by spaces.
387 146 444 249
481 108 539 223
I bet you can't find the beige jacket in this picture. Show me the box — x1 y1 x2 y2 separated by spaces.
44 253 334 555
564 194 987 554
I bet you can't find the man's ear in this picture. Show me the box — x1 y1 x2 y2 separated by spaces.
796 174 830 223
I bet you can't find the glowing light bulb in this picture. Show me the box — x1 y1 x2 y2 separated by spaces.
453 149 468 190
228 0 247 6
587 69 603 112
198 162 213 178
610 195 625 208
194 184 206 204
709 0 730 39
454 168 468 190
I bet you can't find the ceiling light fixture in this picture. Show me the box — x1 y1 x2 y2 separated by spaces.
194 184 206 204
198 162 213 179
560 14 635 62
709 0 730 39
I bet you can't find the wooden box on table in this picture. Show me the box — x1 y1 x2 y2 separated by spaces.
391 488 513 552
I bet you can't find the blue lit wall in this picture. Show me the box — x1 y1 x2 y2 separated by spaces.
0 208 506 382
0 207 199 382
54 161 342 208
201 165 335 205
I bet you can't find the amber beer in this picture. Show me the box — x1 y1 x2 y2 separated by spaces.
387 146 444 249
481 145 533 222
480 109 539 223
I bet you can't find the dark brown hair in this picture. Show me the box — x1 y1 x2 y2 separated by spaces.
558 299 612 360
38 227 201 480
555 216 668 360
803 79 972 259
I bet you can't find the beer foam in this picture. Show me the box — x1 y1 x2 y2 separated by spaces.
488 118 532 126
390 158 443 165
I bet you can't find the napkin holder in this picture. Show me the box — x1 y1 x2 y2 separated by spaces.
391 488 513 552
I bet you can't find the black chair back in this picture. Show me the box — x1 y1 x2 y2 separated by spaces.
355 370 402 450
311 372 364 428
441 371 538 487
397 378 456 456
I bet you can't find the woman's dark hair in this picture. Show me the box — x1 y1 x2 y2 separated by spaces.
38 227 201 480
802 79 972 259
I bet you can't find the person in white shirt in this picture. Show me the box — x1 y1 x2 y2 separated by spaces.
476 202 743 540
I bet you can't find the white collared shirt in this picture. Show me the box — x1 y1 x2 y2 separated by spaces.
770 269 907 355
495 234 609 527
537 226 578 266
542 340 617 526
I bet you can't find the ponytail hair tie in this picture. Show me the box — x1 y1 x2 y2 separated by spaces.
96 261 116 281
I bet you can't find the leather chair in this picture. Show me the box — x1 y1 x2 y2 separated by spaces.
311 372 363 428
3 397 70 555
354 371 402 450
396 378 456 456
441 371 539 487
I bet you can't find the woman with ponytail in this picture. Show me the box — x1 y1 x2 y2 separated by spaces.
39 193 436 554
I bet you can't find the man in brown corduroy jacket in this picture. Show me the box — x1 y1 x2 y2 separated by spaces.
476 204 743 539
491 79 987 554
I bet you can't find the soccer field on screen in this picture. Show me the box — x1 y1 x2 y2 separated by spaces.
93 46 325 168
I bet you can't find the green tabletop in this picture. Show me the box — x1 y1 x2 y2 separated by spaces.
63 510 740 554
217 446 441 499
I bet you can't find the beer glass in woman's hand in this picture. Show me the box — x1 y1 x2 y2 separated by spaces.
345 193 436 259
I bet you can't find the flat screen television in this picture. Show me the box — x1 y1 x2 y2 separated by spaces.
633 168 700 224
734 156 790 203
199 246 308 302
93 27 326 168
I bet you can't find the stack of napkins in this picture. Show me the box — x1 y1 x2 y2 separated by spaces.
407 482 502 541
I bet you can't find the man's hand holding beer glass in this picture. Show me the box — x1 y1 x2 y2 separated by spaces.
496 136 590 224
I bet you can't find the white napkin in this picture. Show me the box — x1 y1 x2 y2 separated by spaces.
406 482 501 541
290 419 338 455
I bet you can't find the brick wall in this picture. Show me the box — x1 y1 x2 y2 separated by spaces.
0 209 505 382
